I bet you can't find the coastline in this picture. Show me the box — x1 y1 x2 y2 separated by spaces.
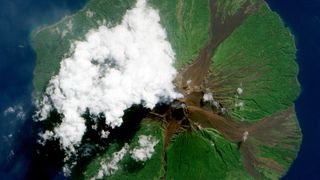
266 0 320 178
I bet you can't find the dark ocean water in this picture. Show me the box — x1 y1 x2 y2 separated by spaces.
0 0 87 179
266 0 320 179
0 0 319 179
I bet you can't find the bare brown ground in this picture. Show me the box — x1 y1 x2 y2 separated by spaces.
154 0 300 178
158 98 299 178
239 142 260 178
187 105 244 142
186 104 299 178
176 0 262 92
163 119 181 151
248 107 300 147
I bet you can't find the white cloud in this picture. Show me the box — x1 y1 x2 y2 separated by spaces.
4 107 15 114
66 19 73 31
130 135 159 162
36 0 181 154
101 130 110 139
38 130 55 145
92 143 129 179
3 105 26 120
86 9 95 18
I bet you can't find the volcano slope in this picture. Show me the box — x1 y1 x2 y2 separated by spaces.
32 0 301 179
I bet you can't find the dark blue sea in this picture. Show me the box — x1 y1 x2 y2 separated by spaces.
0 0 87 179
267 0 320 179
0 0 319 179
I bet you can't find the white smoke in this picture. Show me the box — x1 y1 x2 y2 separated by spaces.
203 93 214 102
242 131 249 142
236 87 243 95
37 0 181 152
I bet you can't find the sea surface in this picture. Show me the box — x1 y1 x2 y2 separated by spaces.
0 0 319 179
267 0 320 179
0 0 87 179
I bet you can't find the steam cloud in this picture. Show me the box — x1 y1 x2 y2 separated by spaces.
37 0 181 152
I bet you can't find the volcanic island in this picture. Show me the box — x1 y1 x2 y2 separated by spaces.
31 0 302 179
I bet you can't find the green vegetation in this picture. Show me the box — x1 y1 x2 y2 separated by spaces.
254 109 302 178
148 0 210 69
32 0 210 98
206 4 301 178
216 0 259 20
210 5 300 121
84 120 164 180
31 0 136 98
32 0 302 179
166 129 250 180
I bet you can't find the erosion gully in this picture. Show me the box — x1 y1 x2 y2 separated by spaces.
149 0 295 178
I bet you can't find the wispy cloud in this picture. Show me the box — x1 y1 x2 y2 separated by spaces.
3 105 26 120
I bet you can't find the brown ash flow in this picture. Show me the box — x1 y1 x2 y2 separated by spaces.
149 0 300 178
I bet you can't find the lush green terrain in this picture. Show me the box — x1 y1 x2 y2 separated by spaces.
166 130 251 180
31 0 210 98
216 0 257 19
83 120 164 180
149 0 210 69
32 0 135 98
210 4 300 122
206 4 301 178
32 0 302 179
